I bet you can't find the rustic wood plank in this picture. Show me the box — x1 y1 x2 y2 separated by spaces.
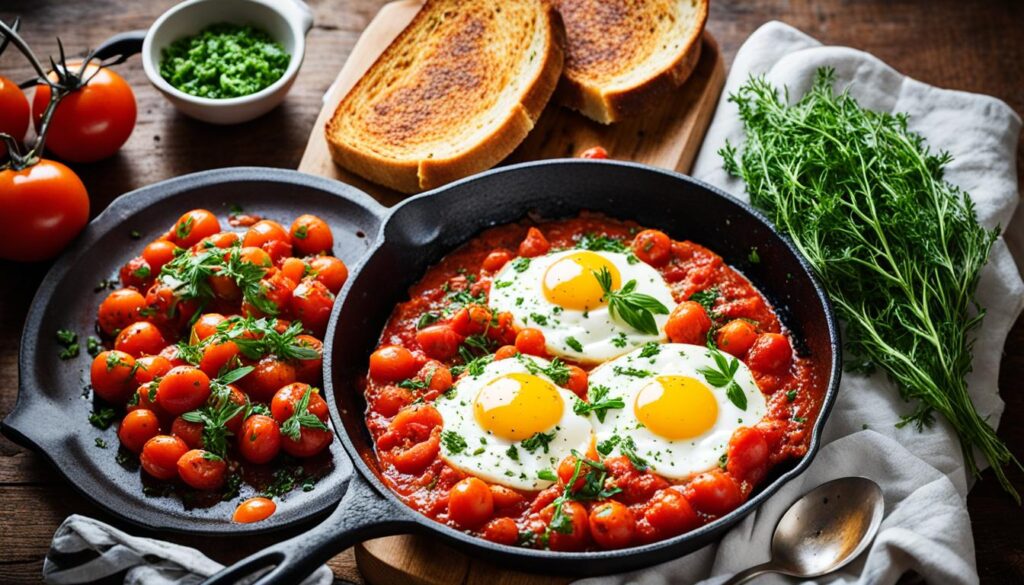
1 0 1022 584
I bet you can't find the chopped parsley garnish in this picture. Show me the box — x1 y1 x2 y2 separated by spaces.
619 436 649 471
612 365 652 378
576 233 628 253
94 438 108 449
521 430 556 454
416 312 440 329
786 389 798 402
86 336 102 357
494 280 512 289
565 337 583 353
718 454 729 470
132 265 152 279
639 342 661 359
593 267 669 335
511 257 531 272
212 317 319 361
748 247 761 264
537 469 557 482
689 288 720 315
698 348 748 411
529 313 549 326
441 430 468 454
596 435 620 456
56 329 79 359
506 445 519 461
611 332 628 348
88 407 117 430
572 385 624 423
160 242 278 316
518 354 570 385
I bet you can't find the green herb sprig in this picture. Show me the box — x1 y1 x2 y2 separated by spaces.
593 267 668 335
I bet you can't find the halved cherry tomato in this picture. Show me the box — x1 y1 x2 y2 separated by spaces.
140 434 188 480
234 497 276 523
290 214 333 255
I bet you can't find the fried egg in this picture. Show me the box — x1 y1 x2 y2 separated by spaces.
435 355 594 490
587 343 767 480
489 249 676 363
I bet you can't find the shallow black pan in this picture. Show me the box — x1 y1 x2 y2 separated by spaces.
204 159 842 584
1 167 383 534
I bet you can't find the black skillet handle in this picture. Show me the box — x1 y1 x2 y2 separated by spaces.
92 29 146 62
203 474 416 585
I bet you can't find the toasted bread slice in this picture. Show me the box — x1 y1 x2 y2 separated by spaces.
552 0 708 124
325 0 563 193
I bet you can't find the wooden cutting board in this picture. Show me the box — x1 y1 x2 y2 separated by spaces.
297 0 726 208
298 2 725 583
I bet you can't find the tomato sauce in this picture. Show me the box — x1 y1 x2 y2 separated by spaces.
363 214 823 550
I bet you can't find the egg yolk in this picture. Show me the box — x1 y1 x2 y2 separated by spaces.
542 251 622 311
473 373 563 441
635 375 718 440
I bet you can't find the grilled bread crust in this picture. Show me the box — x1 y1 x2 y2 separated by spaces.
552 0 708 124
326 0 564 193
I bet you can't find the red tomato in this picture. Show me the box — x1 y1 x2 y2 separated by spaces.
481 249 513 272
244 220 289 249
234 497 276 523
140 435 188 480
685 470 743 517
243 357 297 402
448 478 494 529
727 427 770 485
0 160 89 262
280 256 308 284
97 289 147 336
589 501 636 549
168 209 220 248
290 280 335 335
543 501 590 551
192 313 226 341
716 319 758 357
198 341 240 378
643 487 699 538
142 240 179 274
494 345 518 360
632 229 672 266
238 415 282 464
290 214 334 255
566 365 588 398
518 227 550 258
309 256 348 294
293 334 323 383
133 355 173 385
374 385 414 417
171 415 204 449
260 269 297 314
378 406 442 474
33 65 136 162
514 328 547 356
114 321 166 357
415 324 464 360
270 383 328 422
0 75 29 157
746 333 793 374
450 306 491 336
118 256 153 290
481 517 518 545
664 301 712 345
128 383 163 416
90 350 137 403
579 146 608 159
177 449 227 490
156 366 211 415
118 409 161 453
369 346 420 382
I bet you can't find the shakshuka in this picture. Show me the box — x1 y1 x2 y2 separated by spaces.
362 214 823 551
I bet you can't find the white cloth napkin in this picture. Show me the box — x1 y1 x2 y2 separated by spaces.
42 515 334 585
579 20 1023 585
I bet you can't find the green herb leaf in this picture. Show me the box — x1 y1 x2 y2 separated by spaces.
565 336 583 353
572 385 624 423
521 430 556 454
441 430 467 454
593 267 668 335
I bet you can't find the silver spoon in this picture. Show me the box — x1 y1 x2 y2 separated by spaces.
722 476 885 584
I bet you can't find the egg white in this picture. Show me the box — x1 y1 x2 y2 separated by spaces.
488 249 676 363
587 343 768 480
435 355 594 491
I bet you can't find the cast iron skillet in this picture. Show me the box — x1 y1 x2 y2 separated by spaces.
1 168 382 534
204 159 842 584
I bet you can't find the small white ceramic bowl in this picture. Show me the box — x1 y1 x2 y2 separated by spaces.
138 0 313 125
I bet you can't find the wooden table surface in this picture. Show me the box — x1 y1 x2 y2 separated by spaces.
1 1 1022 583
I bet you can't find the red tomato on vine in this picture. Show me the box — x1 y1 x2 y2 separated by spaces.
0 75 29 158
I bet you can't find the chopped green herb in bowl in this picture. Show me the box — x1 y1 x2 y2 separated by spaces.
159 23 290 99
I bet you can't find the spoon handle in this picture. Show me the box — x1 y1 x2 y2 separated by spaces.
720 562 779 585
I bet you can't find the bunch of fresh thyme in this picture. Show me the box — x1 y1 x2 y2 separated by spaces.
721 68 1020 499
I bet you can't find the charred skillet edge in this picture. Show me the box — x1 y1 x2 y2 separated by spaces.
2 167 386 536
324 159 842 574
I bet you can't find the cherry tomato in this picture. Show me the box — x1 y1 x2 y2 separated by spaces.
90 350 137 403
128 383 163 416
685 469 743 517
369 346 420 382
168 209 220 248
543 500 590 551
234 497 276 523
0 75 29 157
309 256 348 294
481 249 513 272
142 240 179 274
494 345 518 360
481 517 518 545
133 355 173 385
746 333 792 374
140 434 188 480
518 227 550 258
377 406 442 474
451 306 492 336
514 328 547 356
114 321 166 357
566 365 588 398
448 477 494 529
665 301 711 345
589 501 636 549
238 414 282 464
243 357 297 402
118 409 161 453
289 279 335 335
270 383 326 422
632 229 672 266
192 313 226 341
244 220 289 249
198 231 239 250
419 361 452 394
293 334 323 384
643 487 699 538
280 257 308 283
716 319 758 357
260 268 297 313
727 427 769 485
177 449 227 490
290 214 334 255
579 146 608 159
33 64 136 162
97 289 146 336
415 324 464 360
144 283 196 332
0 160 89 262
156 366 211 415
118 256 153 290
375 385 414 417
171 415 204 449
